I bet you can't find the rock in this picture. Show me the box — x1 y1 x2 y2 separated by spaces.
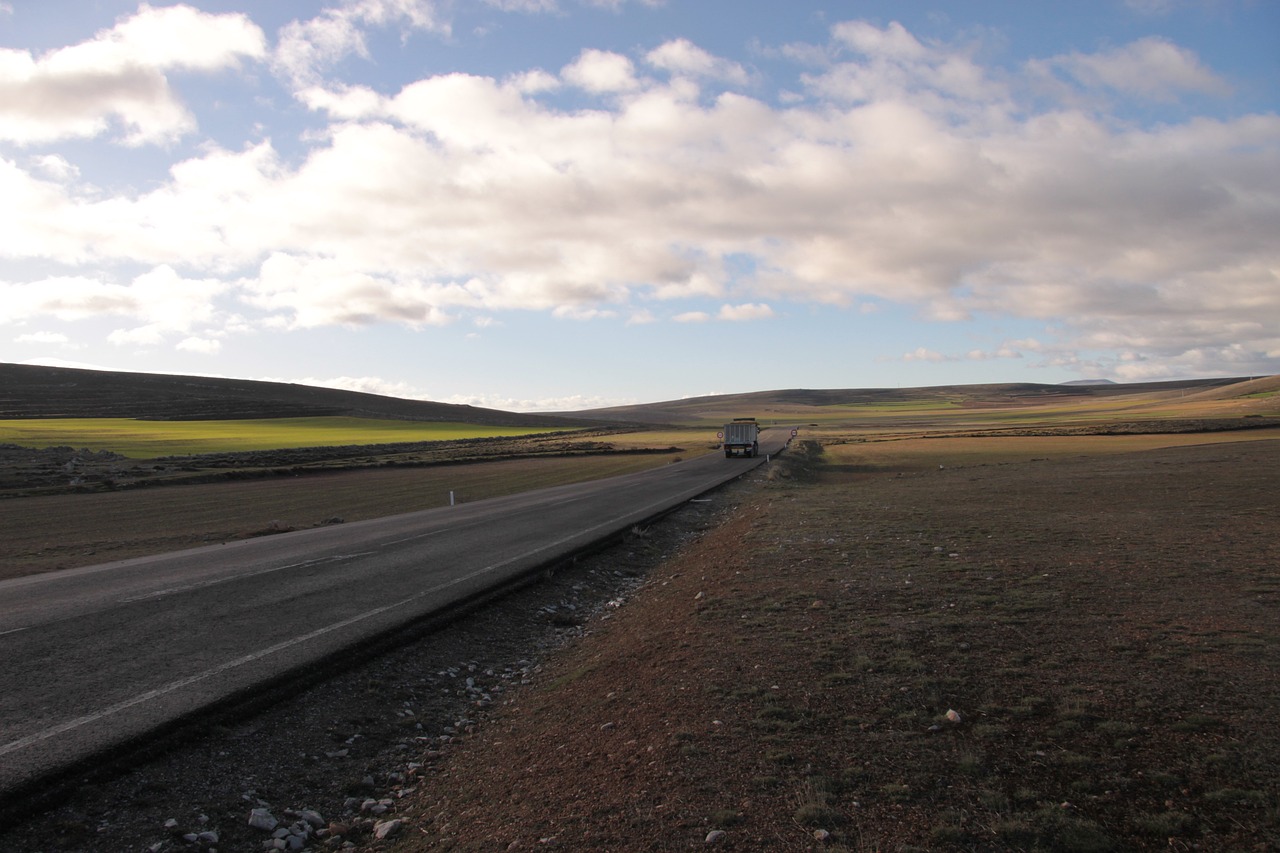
374 818 403 840
945 709 962 723
705 829 727 843
814 828 831 842
299 809 325 828
197 830 219 844
248 808 279 832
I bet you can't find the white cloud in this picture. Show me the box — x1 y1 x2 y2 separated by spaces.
1 266 227 344
15 331 70 344
718 303 774 321
1 20 1275 380
243 252 461 328
448 391 636 413
483 0 559 11
0 4 266 145
806 20 1006 110
646 39 750 86
562 49 640 93
903 347 949 363
29 154 79 181
274 0 449 88
1035 36 1230 102
674 311 710 323
176 336 222 354
581 0 667 10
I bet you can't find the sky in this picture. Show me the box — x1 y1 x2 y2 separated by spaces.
1 1 1277 412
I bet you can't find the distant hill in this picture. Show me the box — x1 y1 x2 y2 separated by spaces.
1060 379 1117 386
4 363 1270 429
560 377 1255 425
0 363 590 428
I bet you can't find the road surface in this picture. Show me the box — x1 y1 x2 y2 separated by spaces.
0 427 795 800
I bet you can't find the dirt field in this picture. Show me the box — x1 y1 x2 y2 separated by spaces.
2 433 1277 852
386 437 1279 851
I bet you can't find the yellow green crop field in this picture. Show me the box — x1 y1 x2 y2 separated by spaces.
0 417 567 458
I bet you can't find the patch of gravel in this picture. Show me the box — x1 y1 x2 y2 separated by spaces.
0 473 764 853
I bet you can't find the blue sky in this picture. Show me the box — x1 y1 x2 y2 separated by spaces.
2 1 1277 411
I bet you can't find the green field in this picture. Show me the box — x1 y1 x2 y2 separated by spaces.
0 417 566 458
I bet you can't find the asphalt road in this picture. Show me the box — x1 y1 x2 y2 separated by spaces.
0 427 795 800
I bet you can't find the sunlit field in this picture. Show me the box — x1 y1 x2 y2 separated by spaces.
815 428 1280 472
0 417 567 458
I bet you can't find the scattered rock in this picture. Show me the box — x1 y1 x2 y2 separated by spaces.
374 818 403 839
705 829 727 843
248 808 278 832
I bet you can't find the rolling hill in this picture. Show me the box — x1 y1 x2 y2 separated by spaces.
560 376 1261 425
0 363 589 428
3 363 1273 429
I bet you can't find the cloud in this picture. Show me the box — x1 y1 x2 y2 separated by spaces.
0 4 266 145
903 347 949 363
274 0 449 88
483 0 560 11
646 39 750 86
562 49 640 93
674 311 711 323
3 19 1276 380
15 331 70 345
1034 36 1230 102
718 303 775 321
243 252 464 328
806 20 1006 110
2 266 228 344
176 336 222 354
447 391 636 413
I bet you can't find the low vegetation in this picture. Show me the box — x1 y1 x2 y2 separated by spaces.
0 417 566 458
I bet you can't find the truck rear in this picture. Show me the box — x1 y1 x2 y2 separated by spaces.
721 418 760 458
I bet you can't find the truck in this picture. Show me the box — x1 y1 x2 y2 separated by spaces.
721 417 760 458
